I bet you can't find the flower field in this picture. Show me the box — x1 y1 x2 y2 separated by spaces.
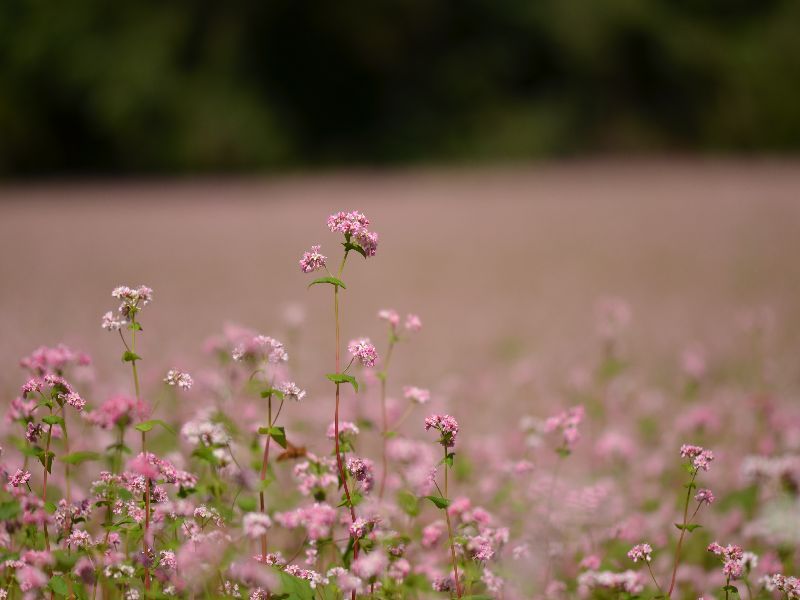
1 163 800 599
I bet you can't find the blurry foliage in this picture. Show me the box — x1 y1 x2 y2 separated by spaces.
1 0 800 174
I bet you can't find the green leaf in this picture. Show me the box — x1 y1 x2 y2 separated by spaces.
122 350 142 362
343 241 367 259
42 415 65 426
260 388 285 399
397 490 420 517
257 426 287 449
135 419 175 434
279 572 315 600
237 496 257 512
308 276 346 290
424 495 451 509
192 446 219 466
325 373 359 393
722 584 739 594
555 447 572 458
60 451 102 465
0 500 20 520
674 523 703 532
44 501 58 514
127 322 142 331
48 575 69 596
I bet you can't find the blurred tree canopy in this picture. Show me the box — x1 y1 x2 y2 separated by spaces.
1 0 799 174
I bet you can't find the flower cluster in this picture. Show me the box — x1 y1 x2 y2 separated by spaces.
708 542 745 579
680 444 715 471
424 414 459 448
101 284 152 330
299 245 327 273
327 210 378 256
164 369 193 390
347 338 378 368
627 543 653 563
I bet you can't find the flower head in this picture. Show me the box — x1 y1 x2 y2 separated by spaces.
680 444 715 471
327 211 378 257
164 370 193 390
627 543 653 563
278 381 306 402
424 414 459 448
403 386 430 405
695 488 715 504
300 245 327 274
348 338 378 368
9 469 31 488
405 314 422 332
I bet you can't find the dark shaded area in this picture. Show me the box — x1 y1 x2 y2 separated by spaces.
1 0 799 175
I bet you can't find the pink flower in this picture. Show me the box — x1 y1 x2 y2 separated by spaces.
424 414 459 448
403 386 430 405
164 369 193 390
627 543 653 563
243 513 272 538
348 338 378 367
278 381 306 402
327 211 378 256
405 314 422 332
378 309 400 328
680 444 715 471
695 488 715 504
326 421 360 440
299 245 327 273
346 457 374 493
9 469 31 488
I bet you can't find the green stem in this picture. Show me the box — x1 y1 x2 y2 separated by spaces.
667 469 698 597
443 446 462 599
378 336 396 500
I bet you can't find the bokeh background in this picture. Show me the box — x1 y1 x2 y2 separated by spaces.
2 0 800 174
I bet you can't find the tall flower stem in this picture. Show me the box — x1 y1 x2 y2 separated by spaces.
127 313 151 592
667 469 698 597
259 387 275 561
332 252 359 600
42 418 53 552
443 446 462 599
377 335 396 500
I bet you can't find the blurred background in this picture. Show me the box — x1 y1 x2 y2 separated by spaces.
1 0 800 175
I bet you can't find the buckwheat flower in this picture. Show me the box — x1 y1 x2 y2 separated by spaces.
432 576 455 592
378 309 400 328
403 386 430 405
63 391 85 410
243 513 272 539
233 335 288 364
346 457 375 493
424 414 459 448
421 522 446 548
681 444 715 471
299 245 327 274
482 569 504 594
278 381 306 402
9 469 31 488
351 552 387 581
326 421 360 440
17 565 47 592
348 338 378 367
25 422 43 443
467 535 495 562
695 488 715 504
404 314 422 332
164 369 193 390
101 311 127 331
327 211 370 235
66 529 93 550
627 543 653 563
349 518 370 539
